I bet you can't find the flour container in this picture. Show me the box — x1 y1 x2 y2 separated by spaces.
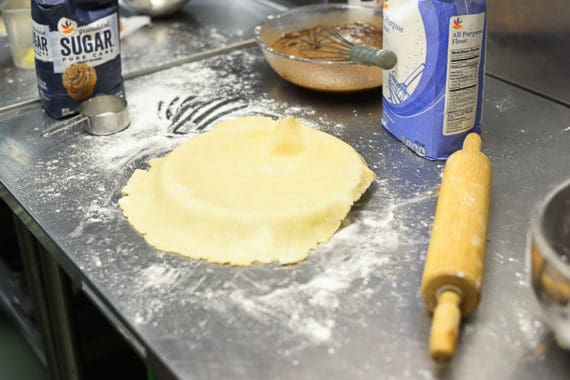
381 0 487 160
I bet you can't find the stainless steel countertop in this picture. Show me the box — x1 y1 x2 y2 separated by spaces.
486 0 570 106
2 1 570 378
1 42 570 379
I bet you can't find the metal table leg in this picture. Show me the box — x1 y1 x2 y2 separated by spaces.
14 217 84 380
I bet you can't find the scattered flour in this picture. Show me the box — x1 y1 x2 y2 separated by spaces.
141 264 182 289
494 93 516 113
186 188 434 347
515 307 546 347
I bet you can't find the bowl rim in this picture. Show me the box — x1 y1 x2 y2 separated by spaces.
254 3 382 67
529 178 570 278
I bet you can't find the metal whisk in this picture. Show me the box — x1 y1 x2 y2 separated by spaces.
301 26 397 70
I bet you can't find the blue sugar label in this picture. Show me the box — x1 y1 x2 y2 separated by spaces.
381 0 487 160
34 14 120 72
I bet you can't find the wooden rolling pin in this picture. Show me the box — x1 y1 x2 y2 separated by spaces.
420 133 492 363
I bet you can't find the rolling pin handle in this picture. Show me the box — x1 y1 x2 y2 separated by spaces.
429 290 462 363
463 133 482 151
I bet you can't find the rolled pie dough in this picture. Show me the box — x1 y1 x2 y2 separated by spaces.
119 116 375 265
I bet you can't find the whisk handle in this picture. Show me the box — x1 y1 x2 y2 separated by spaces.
349 46 397 70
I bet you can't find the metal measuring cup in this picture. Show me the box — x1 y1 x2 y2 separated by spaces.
42 95 130 137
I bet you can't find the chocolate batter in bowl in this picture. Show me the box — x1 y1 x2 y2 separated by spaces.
255 4 383 92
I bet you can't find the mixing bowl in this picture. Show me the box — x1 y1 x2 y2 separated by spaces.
255 4 383 92
528 179 570 348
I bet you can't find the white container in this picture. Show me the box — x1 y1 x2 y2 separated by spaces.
2 0 34 69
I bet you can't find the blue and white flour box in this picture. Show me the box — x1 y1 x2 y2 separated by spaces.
381 0 487 160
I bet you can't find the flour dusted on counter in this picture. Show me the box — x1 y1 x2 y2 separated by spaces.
32 0 125 119
381 0 487 160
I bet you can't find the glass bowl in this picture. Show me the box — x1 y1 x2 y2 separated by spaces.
528 179 570 348
254 4 383 92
